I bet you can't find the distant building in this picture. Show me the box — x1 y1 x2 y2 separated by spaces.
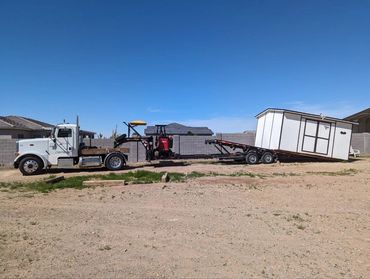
145 123 213 136
0 115 95 139
344 108 370 133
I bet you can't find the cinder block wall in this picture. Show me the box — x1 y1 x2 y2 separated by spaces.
0 139 17 166
351 133 370 155
178 135 218 155
216 132 256 144
215 132 256 153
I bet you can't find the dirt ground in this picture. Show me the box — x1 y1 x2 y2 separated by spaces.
0 159 369 278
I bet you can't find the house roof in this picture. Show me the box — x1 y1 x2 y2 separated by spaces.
256 108 357 125
0 116 53 131
145 123 213 135
343 108 370 122
0 115 95 136
0 118 14 129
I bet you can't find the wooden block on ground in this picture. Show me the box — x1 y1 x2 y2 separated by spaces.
45 176 65 184
82 180 126 187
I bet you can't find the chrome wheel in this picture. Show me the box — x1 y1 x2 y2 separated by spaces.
23 159 39 174
109 156 122 169
19 156 43 176
105 153 126 171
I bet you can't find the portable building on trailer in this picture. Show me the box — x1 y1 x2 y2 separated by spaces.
254 108 356 160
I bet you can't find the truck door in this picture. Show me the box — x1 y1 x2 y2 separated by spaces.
48 127 74 165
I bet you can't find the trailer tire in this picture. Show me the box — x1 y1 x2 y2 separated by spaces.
245 151 259 164
261 152 274 164
105 153 126 171
19 156 43 176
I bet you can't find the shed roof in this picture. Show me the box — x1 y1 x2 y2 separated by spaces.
256 108 357 125
145 123 213 135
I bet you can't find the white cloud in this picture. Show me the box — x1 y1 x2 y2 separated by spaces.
147 107 162 113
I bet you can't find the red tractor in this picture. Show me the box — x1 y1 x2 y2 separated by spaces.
152 125 173 159
114 121 174 161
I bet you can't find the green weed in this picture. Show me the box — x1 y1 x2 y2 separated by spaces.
272 172 300 177
0 171 208 193
306 168 358 176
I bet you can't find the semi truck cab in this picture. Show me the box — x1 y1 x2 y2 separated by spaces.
14 123 129 175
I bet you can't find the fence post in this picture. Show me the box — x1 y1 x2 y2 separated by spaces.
178 135 181 155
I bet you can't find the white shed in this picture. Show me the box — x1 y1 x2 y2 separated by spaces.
254 108 355 160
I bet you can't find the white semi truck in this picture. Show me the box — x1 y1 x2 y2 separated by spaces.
14 121 129 175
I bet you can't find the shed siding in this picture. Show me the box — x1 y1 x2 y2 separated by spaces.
261 112 274 148
269 112 283 149
254 114 265 147
279 113 301 152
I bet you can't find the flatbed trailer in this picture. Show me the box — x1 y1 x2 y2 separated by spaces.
205 139 339 164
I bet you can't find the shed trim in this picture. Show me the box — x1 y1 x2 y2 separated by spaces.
256 108 358 125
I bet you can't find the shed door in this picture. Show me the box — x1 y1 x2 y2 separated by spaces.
332 122 352 160
302 120 331 155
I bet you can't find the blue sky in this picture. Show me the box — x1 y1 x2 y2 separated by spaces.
0 0 369 136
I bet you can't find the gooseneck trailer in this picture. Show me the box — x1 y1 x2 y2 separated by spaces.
14 108 356 175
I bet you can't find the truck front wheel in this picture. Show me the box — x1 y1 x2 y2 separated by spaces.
19 156 43 176
105 153 126 171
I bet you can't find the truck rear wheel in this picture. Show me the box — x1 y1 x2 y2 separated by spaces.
261 152 274 164
105 153 126 171
245 151 259 164
19 156 43 176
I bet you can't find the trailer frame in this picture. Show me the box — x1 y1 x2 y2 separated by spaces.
205 138 339 164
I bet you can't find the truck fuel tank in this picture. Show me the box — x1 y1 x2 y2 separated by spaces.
78 156 102 167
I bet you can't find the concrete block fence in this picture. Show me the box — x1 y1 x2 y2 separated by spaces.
351 133 370 155
1 132 369 167
0 139 17 166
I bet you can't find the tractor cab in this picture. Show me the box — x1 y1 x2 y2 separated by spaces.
113 121 174 161
154 125 173 158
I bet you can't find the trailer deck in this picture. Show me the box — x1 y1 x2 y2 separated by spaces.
205 139 339 163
